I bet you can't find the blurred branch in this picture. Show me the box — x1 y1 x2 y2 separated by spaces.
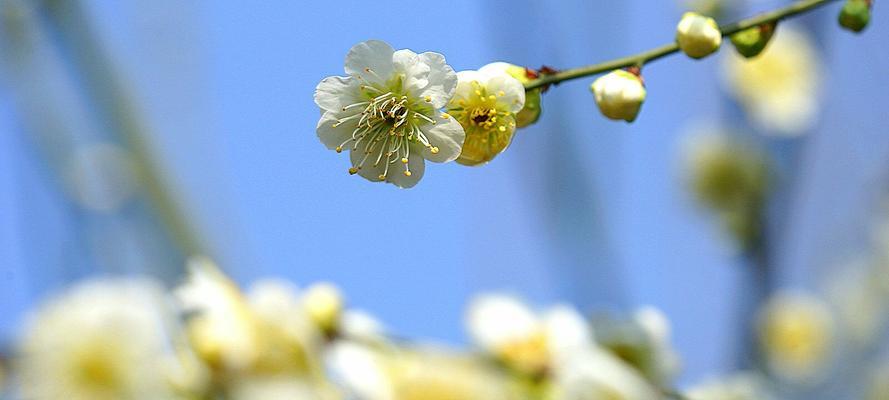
39 0 206 260
525 0 840 90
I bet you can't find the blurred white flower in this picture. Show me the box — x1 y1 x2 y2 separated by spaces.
175 257 327 379
757 290 835 383
16 279 177 400
553 347 662 400
721 27 820 136
592 306 681 386
176 256 261 371
867 363 889 400
681 127 770 248
677 12 722 59
686 372 777 400
465 294 591 376
327 342 517 400
591 69 647 123
315 40 464 188
447 63 526 166
229 377 339 400
302 282 345 335
826 259 889 347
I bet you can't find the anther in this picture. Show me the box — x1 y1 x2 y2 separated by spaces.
404 171 412 177
348 167 359 175
401 157 409 164
430 147 440 154
335 146 343 153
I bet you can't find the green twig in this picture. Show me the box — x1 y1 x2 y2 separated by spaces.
525 0 840 90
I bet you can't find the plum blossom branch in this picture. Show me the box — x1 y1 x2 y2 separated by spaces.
524 0 841 91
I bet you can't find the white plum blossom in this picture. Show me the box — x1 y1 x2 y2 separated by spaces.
446 63 526 166
315 40 465 188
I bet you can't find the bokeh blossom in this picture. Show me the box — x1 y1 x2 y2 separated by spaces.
685 372 777 400
16 279 178 400
722 27 820 136
757 290 835 383
315 40 465 188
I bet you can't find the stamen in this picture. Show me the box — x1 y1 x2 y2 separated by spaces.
342 101 369 111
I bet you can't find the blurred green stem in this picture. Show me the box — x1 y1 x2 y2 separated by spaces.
41 0 206 260
525 0 839 90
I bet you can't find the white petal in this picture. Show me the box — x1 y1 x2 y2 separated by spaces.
420 113 465 163
385 144 425 188
392 49 430 95
478 62 517 79
543 305 594 358
417 52 457 108
316 111 359 151
314 75 362 113
450 70 486 106
486 75 526 114
326 342 394 400
345 40 395 85
466 294 538 352
557 348 661 400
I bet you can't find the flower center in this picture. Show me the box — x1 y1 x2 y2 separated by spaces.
332 85 440 180
450 81 512 133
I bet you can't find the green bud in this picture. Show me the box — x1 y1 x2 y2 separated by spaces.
730 23 776 58
839 0 872 33
493 63 543 128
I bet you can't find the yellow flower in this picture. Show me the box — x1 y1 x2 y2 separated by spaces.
447 64 526 166
721 27 820 135
757 291 834 383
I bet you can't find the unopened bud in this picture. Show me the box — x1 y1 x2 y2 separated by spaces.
677 12 723 59
481 62 543 128
303 282 343 336
839 0 872 33
730 22 776 58
591 69 646 123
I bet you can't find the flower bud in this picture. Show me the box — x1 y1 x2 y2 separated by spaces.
838 0 872 33
481 62 543 128
730 22 776 58
590 69 646 123
677 12 723 59
302 283 344 336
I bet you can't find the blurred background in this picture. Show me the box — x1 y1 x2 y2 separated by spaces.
1 0 887 390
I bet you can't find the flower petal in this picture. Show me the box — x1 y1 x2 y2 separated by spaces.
466 294 539 353
486 75 526 114
316 111 359 151
450 70 485 106
420 112 465 163
385 145 425 189
392 49 430 95
349 147 386 184
344 40 395 85
314 75 362 113
417 52 457 109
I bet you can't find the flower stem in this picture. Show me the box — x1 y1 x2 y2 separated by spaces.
524 0 840 90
